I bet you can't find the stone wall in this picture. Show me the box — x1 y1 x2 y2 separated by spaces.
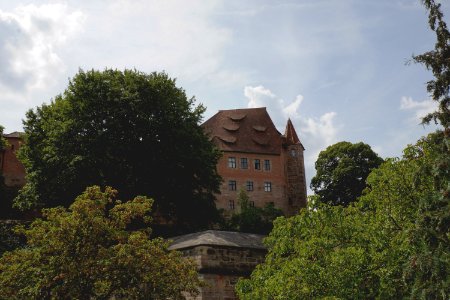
179 245 266 300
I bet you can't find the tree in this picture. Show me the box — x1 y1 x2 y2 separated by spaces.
0 186 200 299
0 125 7 151
310 141 383 206
236 134 437 299
406 1 450 297
15 69 222 232
224 189 282 235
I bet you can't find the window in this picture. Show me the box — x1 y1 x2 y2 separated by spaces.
228 180 237 191
246 181 254 191
240 158 248 169
254 159 261 170
264 159 271 171
264 182 272 192
250 201 255 207
229 200 235 210
228 157 236 168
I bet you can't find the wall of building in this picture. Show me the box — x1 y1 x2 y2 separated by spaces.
1 137 25 187
215 151 287 215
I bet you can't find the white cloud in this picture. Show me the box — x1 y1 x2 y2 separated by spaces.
244 85 340 193
400 96 437 121
96 0 235 85
0 4 85 93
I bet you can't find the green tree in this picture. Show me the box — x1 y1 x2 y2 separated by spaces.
225 189 282 234
310 141 383 206
406 1 450 297
0 186 200 299
15 69 221 232
0 125 7 151
236 134 437 299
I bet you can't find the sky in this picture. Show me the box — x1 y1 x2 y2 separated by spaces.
0 0 448 191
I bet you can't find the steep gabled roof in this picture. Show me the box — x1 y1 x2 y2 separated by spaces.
202 107 283 155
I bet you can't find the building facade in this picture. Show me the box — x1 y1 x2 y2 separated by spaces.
202 108 307 216
1 132 26 188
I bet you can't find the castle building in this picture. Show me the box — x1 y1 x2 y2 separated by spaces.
0 132 26 188
202 108 307 216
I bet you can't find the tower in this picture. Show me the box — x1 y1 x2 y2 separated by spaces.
283 119 307 214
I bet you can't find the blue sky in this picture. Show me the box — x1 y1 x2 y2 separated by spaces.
0 0 448 190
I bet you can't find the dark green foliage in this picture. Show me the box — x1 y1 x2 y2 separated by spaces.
236 133 438 299
0 186 200 299
0 183 20 219
310 141 383 206
0 125 7 151
407 1 450 298
15 69 222 232
0 221 25 256
225 190 283 235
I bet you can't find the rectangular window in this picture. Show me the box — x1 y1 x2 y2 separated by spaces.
250 201 255 207
246 181 254 191
229 200 235 210
264 159 271 171
240 158 248 169
254 159 261 170
228 157 236 168
264 182 272 192
229 180 237 191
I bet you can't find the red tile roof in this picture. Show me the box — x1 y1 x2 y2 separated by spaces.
202 107 283 155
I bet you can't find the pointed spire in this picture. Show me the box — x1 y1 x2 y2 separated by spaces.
284 118 300 145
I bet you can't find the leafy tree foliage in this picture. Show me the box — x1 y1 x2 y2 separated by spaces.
0 186 200 299
224 189 282 234
236 134 437 299
0 221 25 256
15 69 221 231
407 1 450 297
310 141 383 206
0 125 7 151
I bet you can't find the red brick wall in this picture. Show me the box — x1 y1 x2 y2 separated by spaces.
1 137 26 187
215 151 289 215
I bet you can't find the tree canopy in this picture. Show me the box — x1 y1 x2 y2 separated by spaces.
15 69 221 232
223 189 283 235
0 125 7 151
236 133 439 299
407 1 450 296
310 141 383 206
0 186 200 299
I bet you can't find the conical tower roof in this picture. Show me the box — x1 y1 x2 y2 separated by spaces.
284 118 300 145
